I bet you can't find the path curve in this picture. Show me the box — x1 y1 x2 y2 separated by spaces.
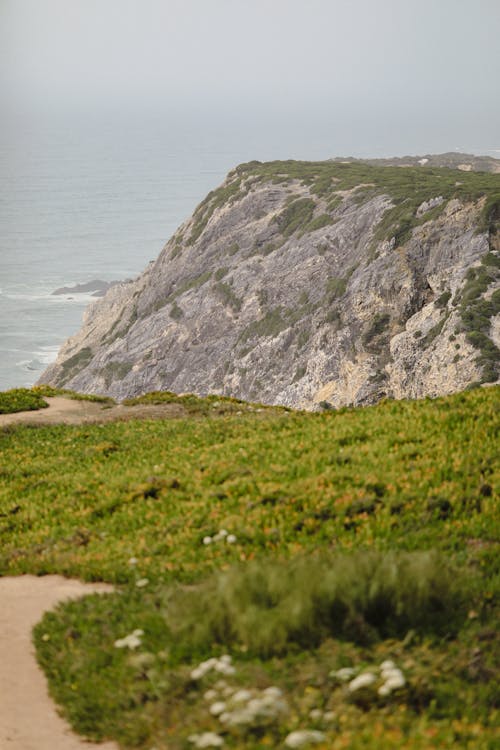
0 575 119 750
0 396 186 427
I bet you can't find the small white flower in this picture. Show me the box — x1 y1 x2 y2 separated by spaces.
309 708 323 721
190 667 205 680
332 667 356 681
348 672 376 692
209 701 227 716
232 688 253 703
380 660 396 671
214 661 236 675
323 711 336 722
114 630 143 650
378 684 392 697
219 654 232 663
203 689 218 702
262 686 283 698
136 578 149 588
284 729 326 747
187 732 224 748
218 529 228 537
128 557 138 566
203 536 213 545
384 672 406 690
226 534 237 544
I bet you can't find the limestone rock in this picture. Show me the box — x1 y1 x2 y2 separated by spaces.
39 159 500 408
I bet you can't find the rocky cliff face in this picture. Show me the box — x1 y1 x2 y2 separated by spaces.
39 159 500 408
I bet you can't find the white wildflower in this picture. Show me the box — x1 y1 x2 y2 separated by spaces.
380 660 396 671
331 667 356 681
232 688 253 703
226 534 237 544
384 672 406 690
203 536 213 545
136 578 149 588
262 685 283 698
128 557 138 566
309 708 323 721
114 629 144 650
214 661 236 675
284 729 327 747
213 529 229 542
187 732 224 748
323 711 336 722
203 689 218 702
378 684 392 697
348 672 376 692
190 667 205 680
209 701 227 716
190 656 236 680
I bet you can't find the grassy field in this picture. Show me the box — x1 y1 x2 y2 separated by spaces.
0 387 498 748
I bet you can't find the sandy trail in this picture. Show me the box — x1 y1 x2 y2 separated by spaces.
0 396 186 427
0 575 119 750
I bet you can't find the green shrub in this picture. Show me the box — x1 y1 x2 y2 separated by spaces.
239 307 288 342
325 276 348 301
435 291 451 308
0 388 48 414
58 347 93 384
213 281 242 312
362 313 390 348
274 198 316 237
169 301 183 320
166 552 470 657
33 386 114 404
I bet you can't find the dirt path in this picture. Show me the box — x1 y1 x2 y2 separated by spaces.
0 396 186 427
0 575 119 750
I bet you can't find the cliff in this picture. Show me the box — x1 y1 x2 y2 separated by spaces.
39 158 500 408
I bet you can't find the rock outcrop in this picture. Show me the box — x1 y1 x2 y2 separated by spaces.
39 158 500 408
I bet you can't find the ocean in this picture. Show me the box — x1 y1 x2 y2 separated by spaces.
1 110 497 391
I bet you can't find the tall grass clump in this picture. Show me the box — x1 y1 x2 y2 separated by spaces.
166 551 469 658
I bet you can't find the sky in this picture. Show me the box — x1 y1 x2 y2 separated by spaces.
1 0 499 153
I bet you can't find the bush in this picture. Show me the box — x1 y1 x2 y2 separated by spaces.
166 551 470 657
0 388 49 414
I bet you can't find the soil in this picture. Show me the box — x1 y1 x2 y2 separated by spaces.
0 396 187 427
0 575 118 750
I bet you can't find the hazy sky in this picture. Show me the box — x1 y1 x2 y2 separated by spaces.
1 0 499 152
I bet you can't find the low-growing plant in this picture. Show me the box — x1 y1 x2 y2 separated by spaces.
0 387 48 414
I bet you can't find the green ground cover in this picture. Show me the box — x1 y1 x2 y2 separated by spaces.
185 160 499 249
0 387 498 749
0 387 49 413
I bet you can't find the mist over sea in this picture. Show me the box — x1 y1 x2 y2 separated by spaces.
1 110 498 391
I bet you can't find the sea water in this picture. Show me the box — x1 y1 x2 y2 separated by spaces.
1 110 497 390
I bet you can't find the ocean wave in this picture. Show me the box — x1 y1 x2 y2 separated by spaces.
16 344 60 372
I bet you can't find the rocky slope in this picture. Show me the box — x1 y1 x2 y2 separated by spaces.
39 158 500 408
